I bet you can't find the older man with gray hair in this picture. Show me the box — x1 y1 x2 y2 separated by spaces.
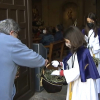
0 19 48 100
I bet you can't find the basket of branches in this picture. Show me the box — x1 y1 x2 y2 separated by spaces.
41 63 65 93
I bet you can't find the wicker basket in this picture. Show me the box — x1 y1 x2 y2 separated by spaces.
41 63 65 93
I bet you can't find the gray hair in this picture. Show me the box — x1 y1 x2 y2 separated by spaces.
0 19 20 35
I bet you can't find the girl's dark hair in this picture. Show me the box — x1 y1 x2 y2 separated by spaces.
64 26 87 53
84 12 98 37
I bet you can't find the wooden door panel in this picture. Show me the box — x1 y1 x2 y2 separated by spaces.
10 9 17 21
2 0 13 4
19 28 27 39
0 8 8 20
0 0 34 100
96 0 100 24
19 10 26 23
15 73 30 95
14 0 25 6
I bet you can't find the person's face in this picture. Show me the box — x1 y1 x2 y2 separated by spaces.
87 18 94 23
86 18 95 29
64 39 71 48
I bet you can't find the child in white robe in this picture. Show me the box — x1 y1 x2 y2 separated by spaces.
82 12 100 94
51 26 99 100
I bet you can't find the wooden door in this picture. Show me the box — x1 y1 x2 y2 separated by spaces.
0 0 35 100
96 0 100 25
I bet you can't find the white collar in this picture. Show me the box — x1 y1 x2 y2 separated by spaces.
88 29 94 37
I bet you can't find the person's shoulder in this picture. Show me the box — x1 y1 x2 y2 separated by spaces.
77 46 89 55
0 33 20 42
82 46 89 52
77 46 90 61
12 38 28 50
83 47 89 54
9 35 21 44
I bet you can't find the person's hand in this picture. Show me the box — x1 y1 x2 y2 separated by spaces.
51 70 60 75
45 59 48 66
51 60 59 67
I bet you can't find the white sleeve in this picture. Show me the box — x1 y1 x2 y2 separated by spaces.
88 32 95 48
63 55 80 83
84 35 88 43
92 35 100 54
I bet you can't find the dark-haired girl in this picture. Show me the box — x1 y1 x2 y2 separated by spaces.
82 12 100 94
51 26 99 100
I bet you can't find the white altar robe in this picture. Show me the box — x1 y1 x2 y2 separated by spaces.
63 53 98 100
84 29 100 93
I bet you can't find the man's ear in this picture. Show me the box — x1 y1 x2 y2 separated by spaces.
9 31 13 35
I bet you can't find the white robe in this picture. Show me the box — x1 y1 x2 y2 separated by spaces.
63 53 98 100
84 29 100 93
